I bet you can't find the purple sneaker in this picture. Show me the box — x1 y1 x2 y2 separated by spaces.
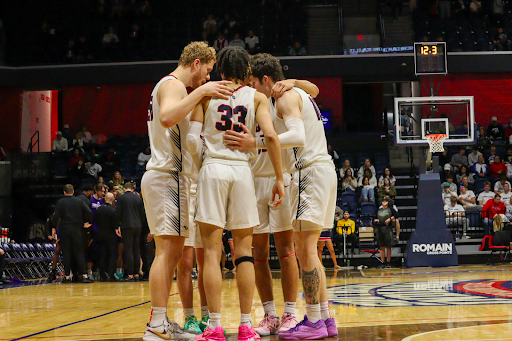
278 315 328 340
324 318 338 337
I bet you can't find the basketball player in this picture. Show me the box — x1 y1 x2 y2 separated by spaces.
141 41 234 341
226 54 338 339
186 46 285 341
224 75 320 335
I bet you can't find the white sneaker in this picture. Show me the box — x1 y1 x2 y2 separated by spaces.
144 318 198 340
462 234 471 239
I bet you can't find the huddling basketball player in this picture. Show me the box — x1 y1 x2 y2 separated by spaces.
225 53 338 340
186 46 285 341
141 41 235 341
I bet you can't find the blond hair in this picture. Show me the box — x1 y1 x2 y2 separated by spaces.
178 41 216 67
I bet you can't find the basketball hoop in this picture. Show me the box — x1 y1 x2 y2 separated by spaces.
426 134 447 153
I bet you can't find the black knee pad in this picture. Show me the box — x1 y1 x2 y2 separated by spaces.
234 256 254 267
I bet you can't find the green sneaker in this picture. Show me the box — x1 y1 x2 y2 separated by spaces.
184 315 202 333
199 315 209 332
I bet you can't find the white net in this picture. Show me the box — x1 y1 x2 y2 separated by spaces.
426 134 447 153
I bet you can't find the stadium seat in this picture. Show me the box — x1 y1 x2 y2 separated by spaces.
341 191 357 207
474 178 488 194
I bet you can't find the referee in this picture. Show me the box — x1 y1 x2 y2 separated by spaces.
52 184 93 283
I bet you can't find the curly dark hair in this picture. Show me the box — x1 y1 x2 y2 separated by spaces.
216 46 250 81
250 53 285 82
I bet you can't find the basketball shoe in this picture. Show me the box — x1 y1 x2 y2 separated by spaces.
277 314 299 333
238 325 261 341
144 317 198 341
184 316 202 333
199 315 209 332
195 326 226 341
278 315 328 340
324 318 338 337
254 313 280 335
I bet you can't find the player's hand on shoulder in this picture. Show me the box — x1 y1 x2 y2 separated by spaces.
223 123 255 149
271 179 285 208
199 81 234 99
271 79 295 99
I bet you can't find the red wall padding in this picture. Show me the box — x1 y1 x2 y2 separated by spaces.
420 73 512 127
0 88 22 153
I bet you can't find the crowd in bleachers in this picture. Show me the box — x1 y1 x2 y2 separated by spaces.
440 118 512 239
413 0 512 51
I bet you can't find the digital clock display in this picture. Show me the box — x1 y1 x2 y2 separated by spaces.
414 42 447 75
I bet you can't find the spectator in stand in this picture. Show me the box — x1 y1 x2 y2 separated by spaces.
102 27 120 46
335 211 358 255
96 192 118 281
80 125 92 145
482 194 506 235
115 182 144 281
229 33 245 48
500 183 512 219
217 14 233 37
201 31 210 46
445 196 470 239
86 147 100 162
203 14 217 39
505 119 512 144
52 131 68 153
439 150 450 174
488 145 499 164
327 144 339 167
63 39 76 64
468 145 482 167
62 124 74 144
504 147 512 164
442 182 458 206
493 27 511 51
136 147 151 171
470 0 482 16
446 174 458 192
458 184 477 210
451 146 468 173
456 122 469 135
460 175 475 191
71 132 85 153
378 167 396 187
358 170 377 203
374 197 398 268
69 148 84 168
289 41 307 56
110 171 125 195
477 125 489 150
442 163 454 182
477 181 495 206
472 154 489 178
487 116 505 141
69 159 87 187
339 159 354 178
101 147 120 178
494 175 511 194
378 177 397 201
245 29 260 54
456 165 474 185
86 157 102 179
490 155 507 181
341 168 358 193
213 31 227 52
358 158 376 178
334 205 343 222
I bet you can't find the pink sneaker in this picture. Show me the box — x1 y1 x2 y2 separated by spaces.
278 314 299 333
195 326 226 341
238 325 261 341
254 314 280 336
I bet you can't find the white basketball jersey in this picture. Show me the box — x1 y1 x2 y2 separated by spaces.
202 85 257 164
290 87 333 171
251 98 294 177
146 75 193 176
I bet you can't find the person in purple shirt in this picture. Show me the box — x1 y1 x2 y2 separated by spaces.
87 184 105 278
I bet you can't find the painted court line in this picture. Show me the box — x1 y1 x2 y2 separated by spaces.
8 292 179 341
401 322 512 341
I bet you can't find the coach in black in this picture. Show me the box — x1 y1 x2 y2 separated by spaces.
77 184 94 208
52 184 93 283
96 192 118 281
115 182 144 281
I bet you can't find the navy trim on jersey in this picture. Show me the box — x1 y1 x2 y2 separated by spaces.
233 85 247 92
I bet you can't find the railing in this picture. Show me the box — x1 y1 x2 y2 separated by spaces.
443 208 510 237
28 130 39 153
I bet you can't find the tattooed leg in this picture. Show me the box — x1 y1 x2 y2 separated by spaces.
294 228 323 305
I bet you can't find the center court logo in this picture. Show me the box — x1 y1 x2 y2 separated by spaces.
326 280 512 307
412 243 452 255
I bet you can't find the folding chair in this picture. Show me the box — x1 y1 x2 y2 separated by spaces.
479 235 510 265
358 226 382 265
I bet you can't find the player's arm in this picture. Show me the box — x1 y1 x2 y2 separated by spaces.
271 79 319 99
158 80 233 128
186 98 207 169
255 92 285 207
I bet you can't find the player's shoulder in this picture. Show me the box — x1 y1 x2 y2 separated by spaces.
158 77 187 94
253 90 268 105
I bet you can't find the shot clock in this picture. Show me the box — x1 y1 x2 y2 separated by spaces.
414 42 447 75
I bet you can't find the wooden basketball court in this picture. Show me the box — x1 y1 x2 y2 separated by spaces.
2 265 512 341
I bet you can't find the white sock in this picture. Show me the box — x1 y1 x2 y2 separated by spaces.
320 302 330 320
184 308 195 318
262 300 277 317
209 312 221 328
240 313 253 327
149 307 167 327
306 304 321 323
283 302 296 316
201 306 209 318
